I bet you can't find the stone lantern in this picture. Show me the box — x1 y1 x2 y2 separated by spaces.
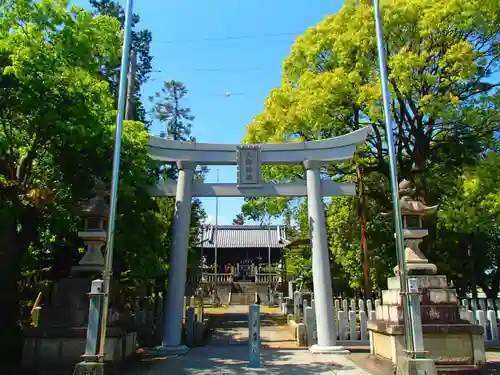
22 181 137 372
72 181 109 274
394 179 438 275
368 179 486 370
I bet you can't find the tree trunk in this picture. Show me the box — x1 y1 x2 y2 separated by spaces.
0 218 24 369
0 207 40 370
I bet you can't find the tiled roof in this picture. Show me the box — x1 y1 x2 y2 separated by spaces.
197 225 287 249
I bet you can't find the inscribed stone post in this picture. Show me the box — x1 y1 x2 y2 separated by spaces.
487 310 498 341
304 307 316 346
293 291 301 321
348 311 357 340
479 299 486 312
186 307 195 346
359 311 368 341
338 311 348 340
249 304 261 368
359 299 365 312
288 281 295 298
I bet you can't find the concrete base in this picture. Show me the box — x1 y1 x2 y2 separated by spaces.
396 357 438 375
368 323 486 367
73 361 106 375
309 344 350 354
150 344 190 356
22 329 137 370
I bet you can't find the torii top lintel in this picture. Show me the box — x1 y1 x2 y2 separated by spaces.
148 127 372 165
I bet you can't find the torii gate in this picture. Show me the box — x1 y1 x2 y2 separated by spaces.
148 126 371 354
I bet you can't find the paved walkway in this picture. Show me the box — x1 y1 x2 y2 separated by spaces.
210 305 296 348
134 346 372 375
131 305 371 374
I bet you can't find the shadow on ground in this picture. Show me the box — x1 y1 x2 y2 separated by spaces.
133 310 357 374
137 346 357 375
207 312 296 347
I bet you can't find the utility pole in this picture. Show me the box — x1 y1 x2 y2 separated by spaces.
125 48 137 121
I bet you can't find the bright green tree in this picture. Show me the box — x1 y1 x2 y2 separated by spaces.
437 152 500 298
242 0 500 291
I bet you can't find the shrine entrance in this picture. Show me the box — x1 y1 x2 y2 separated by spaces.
147 127 371 354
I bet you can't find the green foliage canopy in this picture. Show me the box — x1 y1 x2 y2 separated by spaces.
242 0 500 291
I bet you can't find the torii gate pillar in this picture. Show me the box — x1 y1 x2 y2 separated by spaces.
305 160 348 353
160 161 196 354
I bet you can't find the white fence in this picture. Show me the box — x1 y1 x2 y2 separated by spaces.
187 273 233 284
255 273 280 284
282 297 500 346
186 272 280 285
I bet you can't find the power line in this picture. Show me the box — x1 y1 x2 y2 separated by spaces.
148 66 271 75
156 31 301 44
192 67 265 73
144 68 271 80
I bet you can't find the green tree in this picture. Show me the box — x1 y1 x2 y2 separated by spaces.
242 0 500 292
0 0 14 16
438 151 500 298
0 0 123 363
232 213 245 225
150 79 208 179
148 80 207 270
151 80 195 141
284 245 313 291
90 0 153 124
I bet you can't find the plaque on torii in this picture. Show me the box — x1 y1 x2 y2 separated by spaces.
236 145 262 188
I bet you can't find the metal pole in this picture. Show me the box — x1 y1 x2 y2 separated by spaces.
97 0 134 361
372 0 413 355
267 227 271 274
214 169 219 284
267 226 273 306
200 225 205 279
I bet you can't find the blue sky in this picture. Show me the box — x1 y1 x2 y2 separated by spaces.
75 0 344 224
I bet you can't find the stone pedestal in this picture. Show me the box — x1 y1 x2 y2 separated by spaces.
22 263 134 372
368 274 486 368
22 274 135 373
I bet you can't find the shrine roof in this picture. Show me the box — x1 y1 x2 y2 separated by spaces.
197 225 287 249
